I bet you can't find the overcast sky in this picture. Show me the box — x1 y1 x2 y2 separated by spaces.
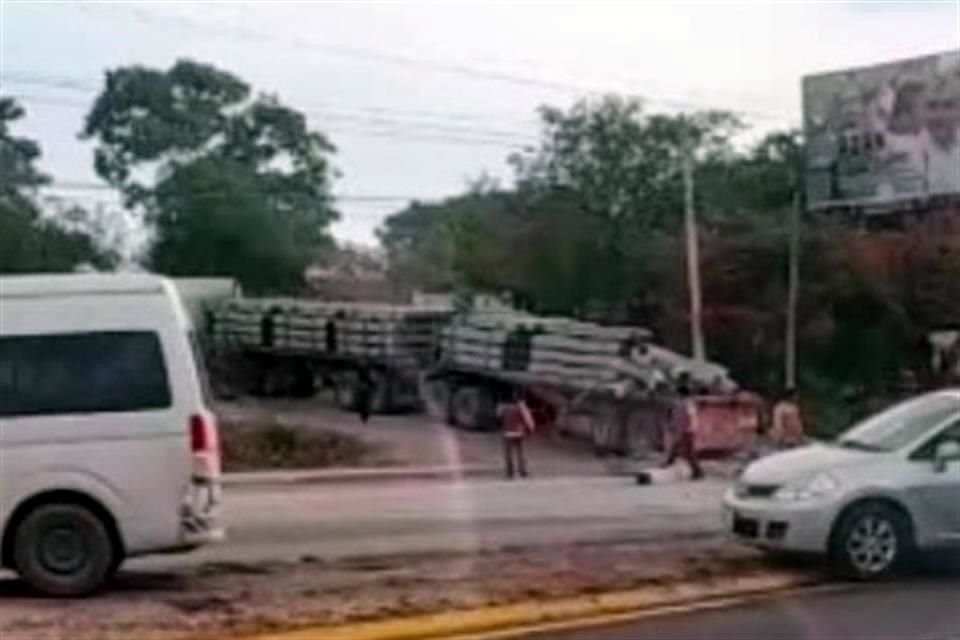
2 1 958 245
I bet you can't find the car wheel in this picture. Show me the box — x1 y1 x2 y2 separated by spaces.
13 503 116 596
831 502 912 580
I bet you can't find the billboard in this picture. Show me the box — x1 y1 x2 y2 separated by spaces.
803 50 960 211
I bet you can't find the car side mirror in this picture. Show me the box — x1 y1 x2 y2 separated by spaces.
934 441 960 472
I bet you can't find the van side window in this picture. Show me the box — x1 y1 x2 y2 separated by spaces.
0 331 172 417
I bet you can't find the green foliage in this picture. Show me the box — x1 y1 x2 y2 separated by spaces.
510 96 743 231
82 59 338 292
0 98 48 195
220 419 383 472
384 98 747 315
0 97 117 274
696 130 803 222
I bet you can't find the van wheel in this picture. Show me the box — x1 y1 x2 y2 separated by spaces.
13 503 116 596
830 502 912 580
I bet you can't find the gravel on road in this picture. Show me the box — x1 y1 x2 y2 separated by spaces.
0 537 792 640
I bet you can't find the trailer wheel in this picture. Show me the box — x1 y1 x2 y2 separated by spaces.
450 385 496 431
369 371 391 413
420 378 452 421
591 418 616 456
334 370 390 414
334 374 355 410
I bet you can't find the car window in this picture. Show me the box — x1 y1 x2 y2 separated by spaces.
837 394 960 452
910 419 960 461
0 331 172 417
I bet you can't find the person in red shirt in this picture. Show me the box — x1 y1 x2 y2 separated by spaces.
499 390 536 479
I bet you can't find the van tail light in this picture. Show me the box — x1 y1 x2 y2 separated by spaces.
190 411 221 480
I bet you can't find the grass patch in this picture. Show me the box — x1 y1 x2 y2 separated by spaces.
221 419 384 472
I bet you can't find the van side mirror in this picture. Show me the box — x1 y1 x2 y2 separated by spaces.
934 441 960 472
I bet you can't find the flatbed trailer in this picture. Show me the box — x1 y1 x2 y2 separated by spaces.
206 297 453 412
420 311 735 454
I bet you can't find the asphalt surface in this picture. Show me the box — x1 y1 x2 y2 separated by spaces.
511 579 960 640
133 475 727 568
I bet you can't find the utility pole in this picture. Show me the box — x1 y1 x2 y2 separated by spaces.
682 140 706 363
785 169 801 390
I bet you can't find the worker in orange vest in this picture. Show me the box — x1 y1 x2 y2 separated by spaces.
499 390 536 479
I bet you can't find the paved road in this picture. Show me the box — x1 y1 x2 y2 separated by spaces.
513 580 960 640
133 476 727 568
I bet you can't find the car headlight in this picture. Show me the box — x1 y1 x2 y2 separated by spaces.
774 473 839 502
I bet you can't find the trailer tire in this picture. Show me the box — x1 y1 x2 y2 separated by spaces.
591 418 616 456
421 378 452 421
369 371 391 413
450 385 496 431
334 370 391 414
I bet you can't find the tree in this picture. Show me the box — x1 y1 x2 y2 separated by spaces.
696 129 803 221
82 60 339 292
506 96 743 309
378 186 519 296
382 98 748 318
1 97 116 273
510 96 742 230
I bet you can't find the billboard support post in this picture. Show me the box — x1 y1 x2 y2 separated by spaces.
785 170 801 391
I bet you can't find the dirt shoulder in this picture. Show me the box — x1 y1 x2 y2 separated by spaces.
217 398 623 477
0 537 812 640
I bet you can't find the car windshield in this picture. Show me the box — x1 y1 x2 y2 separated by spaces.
836 394 960 453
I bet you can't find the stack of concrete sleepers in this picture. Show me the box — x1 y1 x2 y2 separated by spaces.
440 311 734 394
208 298 453 370
631 344 735 392
440 311 653 394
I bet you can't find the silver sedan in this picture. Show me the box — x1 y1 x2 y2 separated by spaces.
725 388 960 578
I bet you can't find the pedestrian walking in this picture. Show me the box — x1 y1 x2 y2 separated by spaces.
771 387 805 448
355 367 375 424
499 390 536 479
662 381 704 480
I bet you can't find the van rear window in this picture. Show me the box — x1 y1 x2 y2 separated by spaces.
0 331 172 418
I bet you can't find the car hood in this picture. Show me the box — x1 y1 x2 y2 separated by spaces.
740 442 876 485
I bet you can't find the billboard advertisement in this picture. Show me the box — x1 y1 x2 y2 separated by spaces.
803 50 960 211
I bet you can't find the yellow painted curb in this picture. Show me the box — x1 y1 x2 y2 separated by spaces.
243 571 815 640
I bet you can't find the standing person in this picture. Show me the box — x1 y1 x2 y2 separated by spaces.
499 390 536 479
771 387 805 448
662 382 704 480
355 367 375 424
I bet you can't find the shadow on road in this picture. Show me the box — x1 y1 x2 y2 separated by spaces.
759 547 960 581
0 570 189 599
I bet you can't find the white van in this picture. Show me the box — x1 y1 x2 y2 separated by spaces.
0 273 223 595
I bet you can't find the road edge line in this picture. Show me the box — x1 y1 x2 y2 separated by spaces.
221 465 502 488
442 582 851 640
239 570 819 640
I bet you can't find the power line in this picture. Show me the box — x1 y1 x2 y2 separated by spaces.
40 194 403 217
44 180 434 204
2 71 539 133
5 87 534 148
2 71 97 93
108 3 796 124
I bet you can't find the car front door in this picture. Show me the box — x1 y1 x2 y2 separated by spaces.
904 420 960 545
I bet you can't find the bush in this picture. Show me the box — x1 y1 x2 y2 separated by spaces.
220 420 384 472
